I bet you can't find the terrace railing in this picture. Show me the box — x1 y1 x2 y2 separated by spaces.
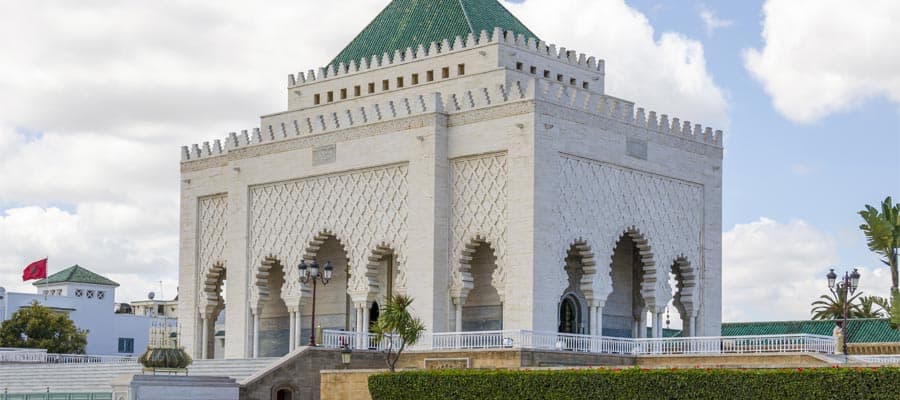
322 330 836 356
0 348 137 364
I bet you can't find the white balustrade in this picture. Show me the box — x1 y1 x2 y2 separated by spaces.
849 355 900 364
321 330 836 357
0 348 137 364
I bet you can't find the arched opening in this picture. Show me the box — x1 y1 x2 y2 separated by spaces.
259 260 290 357
300 234 351 342
274 387 294 400
369 301 380 327
559 243 590 334
670 257 695 336
201 263 226 359
604 234 648 338
461 242 502 331
558 294 582 334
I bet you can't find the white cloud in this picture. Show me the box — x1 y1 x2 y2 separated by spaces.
790 163 815 176
699 5 734 36
506 0 729 128
0 206 178 303
0 0 728 303
723 218 889 322
744 0 900 123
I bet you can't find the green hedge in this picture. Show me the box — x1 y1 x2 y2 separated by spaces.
368 367 900 400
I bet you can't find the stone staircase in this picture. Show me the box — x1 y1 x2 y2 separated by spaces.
0 358 278 394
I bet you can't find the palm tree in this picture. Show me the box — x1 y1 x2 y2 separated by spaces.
859 197 900 289
370 294 426 372
857 296 888 318
811 290 862 320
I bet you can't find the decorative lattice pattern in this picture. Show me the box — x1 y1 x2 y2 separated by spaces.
249 164 408 308
450 153 508 301
197 195 228 313
554 155 703 312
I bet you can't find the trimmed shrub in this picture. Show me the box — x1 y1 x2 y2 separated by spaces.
368 367 900 400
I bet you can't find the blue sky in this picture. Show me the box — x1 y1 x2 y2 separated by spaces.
627 0 899 268
0 0 897 322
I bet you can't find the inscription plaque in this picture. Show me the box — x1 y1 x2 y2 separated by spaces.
313 144 336 165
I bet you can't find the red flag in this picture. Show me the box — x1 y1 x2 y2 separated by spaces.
22 258 48 281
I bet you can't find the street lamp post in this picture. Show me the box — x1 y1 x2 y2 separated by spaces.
826 268 861 356
298 259 333 347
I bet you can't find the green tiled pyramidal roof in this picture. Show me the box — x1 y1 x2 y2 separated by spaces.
722 319 900 344
330 0 537 67
32 265 120 287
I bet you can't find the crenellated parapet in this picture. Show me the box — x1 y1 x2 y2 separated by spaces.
533 80 724 147
288 27 604 88
182 81 535 162
182 78 722 162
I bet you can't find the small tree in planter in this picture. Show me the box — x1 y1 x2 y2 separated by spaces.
370 294 425 372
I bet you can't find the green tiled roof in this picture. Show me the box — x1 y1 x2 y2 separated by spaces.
330 0 537 67
32 265 120 287
722 319 900 343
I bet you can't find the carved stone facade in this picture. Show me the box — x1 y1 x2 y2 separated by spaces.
177 22 723 359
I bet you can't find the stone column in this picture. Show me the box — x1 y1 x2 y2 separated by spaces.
252 311 260 358
654 312 663 338
453 297 465 332
201 316 210 359
288 311 295 351
639 311 648 338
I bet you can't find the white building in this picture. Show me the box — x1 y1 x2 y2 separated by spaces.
178 0 723 360
0 265 159 356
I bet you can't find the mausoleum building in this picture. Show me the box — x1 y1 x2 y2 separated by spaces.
178 0 724 359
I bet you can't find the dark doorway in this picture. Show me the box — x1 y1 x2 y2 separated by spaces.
369 301 380 327
275 388 293 400
558 296 581 334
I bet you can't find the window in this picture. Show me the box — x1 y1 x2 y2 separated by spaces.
557 74 563 82
368 82 375 94
118 338 134 354
313 94 321 105
353 85 361 97
326 91 334 102
543 70 550 78
516 62 523 71
75 289 83 297
411 73 419 85
382 79 389 91
396 76 404 88
441 67 450 79
86 290 94 299
426 70 434 82
457 64 465 75
97 291 105 300
570 78 577 86
158 305 165 315
583 82 590 90
340 88 347 100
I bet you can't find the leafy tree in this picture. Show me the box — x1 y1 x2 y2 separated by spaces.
858 196 900 326
857 296 888 318
0 301 88 354
370 294 426 372
810 291 862 320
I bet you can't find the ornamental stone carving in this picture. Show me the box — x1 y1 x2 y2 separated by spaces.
248 164 409 308
197 195 228 315
554 155 703 312
450 153 508 302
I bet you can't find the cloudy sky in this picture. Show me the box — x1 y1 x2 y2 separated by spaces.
0 0 897 323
